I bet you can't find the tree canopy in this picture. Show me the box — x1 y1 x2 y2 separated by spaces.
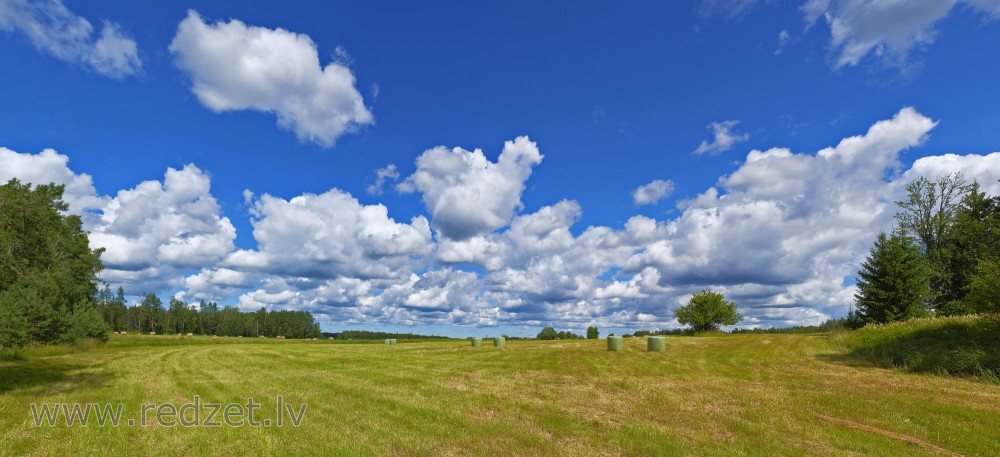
0 179 108 348
674 289 742 332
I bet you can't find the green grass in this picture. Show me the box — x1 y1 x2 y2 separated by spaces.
1 332 998 456
839 314 1000 382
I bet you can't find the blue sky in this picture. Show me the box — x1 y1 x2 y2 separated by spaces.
2 0 999 337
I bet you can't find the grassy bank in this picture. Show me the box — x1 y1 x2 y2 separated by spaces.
1 333 997 456
839 314 1000 382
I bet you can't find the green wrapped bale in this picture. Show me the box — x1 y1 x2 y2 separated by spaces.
471 337 483 348
494 336 506 348
385 339 397 345
647 336 666 352
607 336 624 351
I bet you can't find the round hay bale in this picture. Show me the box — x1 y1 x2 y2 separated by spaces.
149 332 156 336
647 336 666 352
259 335 266 339
607 336 624 351
328 336 334 340
493 336 505 348
471 337 482 348
121 331 127 335
186 332 194 337
277 335 285 339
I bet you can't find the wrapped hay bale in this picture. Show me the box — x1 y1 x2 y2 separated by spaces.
493 336 505 348
385 339 397 345
186 332 194 337
607 336 624 351
149 332 156 336
647 336 666 352
471 337 482 348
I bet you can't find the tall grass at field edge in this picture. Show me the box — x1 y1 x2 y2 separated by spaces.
838 314 1000 382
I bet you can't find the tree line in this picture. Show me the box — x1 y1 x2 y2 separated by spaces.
854 174 1000 325
328 330 451 340
94 286 322 339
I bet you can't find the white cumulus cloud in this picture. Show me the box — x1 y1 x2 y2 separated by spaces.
226 188 432 280
88 165 237 292
0 0 141 78
0 147 107 214
903 151 1000 195
632 179 676 206
169 10 373 148
398 136 543 240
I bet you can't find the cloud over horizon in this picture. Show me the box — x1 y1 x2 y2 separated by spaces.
2 107 999 333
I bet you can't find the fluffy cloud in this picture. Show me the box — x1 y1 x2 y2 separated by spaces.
626 107 936 319
182 268 255 302
632 179 676 206
154 109 998 331
904 152 1000 195
398 136 543 240
803 0 1000 69
0 147 106 214
225 188 432 280
6 108 998 333
0 147 235 293
0 0 141 78
169 10 373 147
88 165 237 291
694 120 749 155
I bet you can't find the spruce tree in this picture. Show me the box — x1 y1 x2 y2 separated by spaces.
854 231 932 324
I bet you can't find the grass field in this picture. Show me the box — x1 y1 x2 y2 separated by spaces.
1 332 998 456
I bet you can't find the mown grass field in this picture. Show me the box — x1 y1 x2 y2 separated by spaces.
1 331 998 456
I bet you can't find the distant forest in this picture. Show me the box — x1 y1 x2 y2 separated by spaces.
325 330 452 340
94 286 322 339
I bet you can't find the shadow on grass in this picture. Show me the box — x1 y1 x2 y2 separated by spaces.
0 358 112 395
821 315 1000 382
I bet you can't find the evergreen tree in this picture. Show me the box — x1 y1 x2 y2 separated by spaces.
139 293 163 333
854 231 932 324
0 179 106 347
